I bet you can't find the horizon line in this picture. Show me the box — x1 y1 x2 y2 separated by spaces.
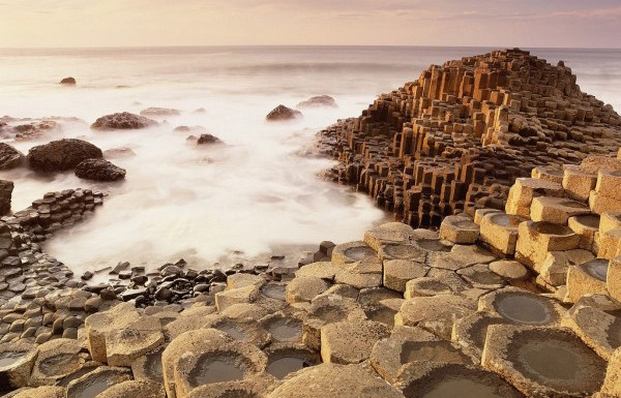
1 44 621 51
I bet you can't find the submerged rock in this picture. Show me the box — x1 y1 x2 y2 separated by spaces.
74 159 126 181
59 77 76 85
103 147 136 159
0 143 25 169
266 105 302 121
27 138 103 172
174 125 206 134
139 107 180 117
91 112 157 130
296 95 337 108
13 120 59 141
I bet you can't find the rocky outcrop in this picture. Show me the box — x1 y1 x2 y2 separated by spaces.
74 159 126 181
59 77 76 85
266 105 302 121
27 139 103 172
140 107 180 117
318 49 621 228
297 95 338 108
0 143 25 169
91 112 158 130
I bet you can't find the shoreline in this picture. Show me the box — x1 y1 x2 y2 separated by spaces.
0 48 620 397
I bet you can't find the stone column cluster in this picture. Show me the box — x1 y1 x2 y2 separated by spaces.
319 49 621 228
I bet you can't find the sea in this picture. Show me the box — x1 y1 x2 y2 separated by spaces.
0 46 620 272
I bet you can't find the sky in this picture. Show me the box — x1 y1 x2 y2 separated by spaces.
1 0 621 48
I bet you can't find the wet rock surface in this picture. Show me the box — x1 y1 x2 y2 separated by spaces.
59 77 76 85
27 139 103 173
91 112 158 130
140 107 180 117
296 95 337 108
0 143 25 170
74 159 126 181
266 105 302 121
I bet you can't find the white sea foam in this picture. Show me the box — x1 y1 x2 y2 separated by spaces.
0 46 619 271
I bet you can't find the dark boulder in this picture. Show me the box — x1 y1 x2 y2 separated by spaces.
196 134 222 145
296 95 338 108
27 138 103 172
75 159 126 181
266 105 302 121
59 77 76 85
91 112 157 130
0 143 25 170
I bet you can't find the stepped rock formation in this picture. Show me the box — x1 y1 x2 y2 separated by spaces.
319 48 621 228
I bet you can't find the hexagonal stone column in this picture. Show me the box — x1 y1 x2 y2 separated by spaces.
590 169 621 214
515 221 580 268
438 215 480 244
562 165 597 201
566 259 609 302
83 302 141 363
597 212 621 259
479 212 524 256
363 222 416 251
505 178 563 218
568 214 599 250
608 255 621 301
530 196 591 225
383 259 428 292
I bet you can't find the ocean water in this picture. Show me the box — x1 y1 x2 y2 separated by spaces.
0 46 619 271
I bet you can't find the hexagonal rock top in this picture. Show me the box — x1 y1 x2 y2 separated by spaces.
397 362 523 398
371 326 472 383
320 318 390 364
481 325 607 397
478 287 565 327
267 363 404 398
396 294 476 339
161 328 267 398
30 338 85 386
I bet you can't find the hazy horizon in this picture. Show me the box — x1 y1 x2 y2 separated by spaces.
2 44 621 50
1 0 621 49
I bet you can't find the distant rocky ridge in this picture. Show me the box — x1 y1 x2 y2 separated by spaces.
318 48 621 228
